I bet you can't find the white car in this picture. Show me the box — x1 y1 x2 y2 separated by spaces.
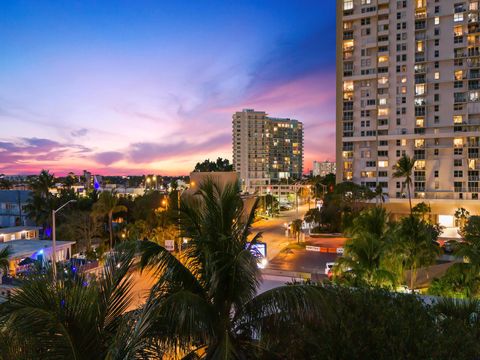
325 262 335 275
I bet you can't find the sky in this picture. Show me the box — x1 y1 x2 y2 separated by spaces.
0 0 336 176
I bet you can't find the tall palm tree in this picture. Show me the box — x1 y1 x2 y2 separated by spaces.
30 169 56 198
139 179 327 358
393 215 441 291
0 247 153 359
93 191 128 249
335 207 395 286
373 184 387 206
392 154 416 213
291 218 303 243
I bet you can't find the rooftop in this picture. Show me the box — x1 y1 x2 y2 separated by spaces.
0 226 42 235
0 240 75 260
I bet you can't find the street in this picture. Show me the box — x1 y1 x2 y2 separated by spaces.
251 203 310 260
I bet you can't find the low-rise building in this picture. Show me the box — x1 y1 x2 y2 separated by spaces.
0 226 41 242
0 239 75 276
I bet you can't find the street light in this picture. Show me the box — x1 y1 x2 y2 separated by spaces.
52 199 77 283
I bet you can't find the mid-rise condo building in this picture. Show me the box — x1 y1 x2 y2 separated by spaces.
232 109 303 192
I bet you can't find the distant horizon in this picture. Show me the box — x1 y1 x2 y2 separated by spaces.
0 1 336 175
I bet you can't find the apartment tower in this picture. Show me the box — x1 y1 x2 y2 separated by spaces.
232 109 303 192
337 0 480 220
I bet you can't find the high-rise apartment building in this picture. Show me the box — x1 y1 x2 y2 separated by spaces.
313 160 337 177
233 109 303 192
337 0 480 218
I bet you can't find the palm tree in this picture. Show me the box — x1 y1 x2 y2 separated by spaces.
393 215 441 291
30 169 56 198
392 154 416 213
291 218 303 243
0 247 153 358
373 184 387 206
334 207 395 286
139 179 327 358
92 191 128 249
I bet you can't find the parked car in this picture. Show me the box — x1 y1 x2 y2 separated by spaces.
443 240 458 254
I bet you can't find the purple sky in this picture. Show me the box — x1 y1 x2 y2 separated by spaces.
0 0 335 176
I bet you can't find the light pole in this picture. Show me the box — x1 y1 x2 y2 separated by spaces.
52 199 77 283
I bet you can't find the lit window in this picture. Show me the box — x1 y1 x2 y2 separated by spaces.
470 91 480 102
416 118 425 127
434 72 440 80
378 161 389 168
343 0 353 10
415 84 425 95
343 40 354 51
455 70 463 80
416 160 425 169
454 25 463 36
378 77 388 85
454 138 464 147
415 139 425 148
435 17 440 25
379 98 387 105
343 81 354 92
415 0 426 8
416 41 424 52
454 115 463 124
378 55 388 63
401 77 407 84
401 139 407 146
454 13 464 22
471 2 479 11
378 108 389 116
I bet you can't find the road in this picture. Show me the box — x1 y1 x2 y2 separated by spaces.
127 204 314 309
251 203 310 260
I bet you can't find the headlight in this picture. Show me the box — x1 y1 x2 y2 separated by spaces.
258 258 268 269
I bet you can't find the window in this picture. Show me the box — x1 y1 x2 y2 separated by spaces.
344 0 353 10
454 115 463 123
415 84 425 95
434 72 440 80
454 13 464 22
434 170 439 177
435 16 440 25
454 159 463 166
454 170 464 177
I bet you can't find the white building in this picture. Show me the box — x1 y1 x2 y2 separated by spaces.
336 0 480 233
232 109 303 193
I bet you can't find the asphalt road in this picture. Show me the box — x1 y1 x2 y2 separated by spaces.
251 203 310 260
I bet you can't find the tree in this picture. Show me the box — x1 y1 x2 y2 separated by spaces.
29 169 56 197
455 207 471 237
0 178 12 190
304 208 321 227
139 179 326 358
193 157 233 172
374 184 387 205
92 191 127 249
0 247 154 358
334 207 396 287
392 154 416 213
291 219 303 243
412 202 431 222
56 211 103 253
393 215 441 291
0 246 11 276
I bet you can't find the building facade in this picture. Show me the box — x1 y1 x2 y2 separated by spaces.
232 109 303 192
313 160 337 177
0 190 32 227
337 0 480 232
